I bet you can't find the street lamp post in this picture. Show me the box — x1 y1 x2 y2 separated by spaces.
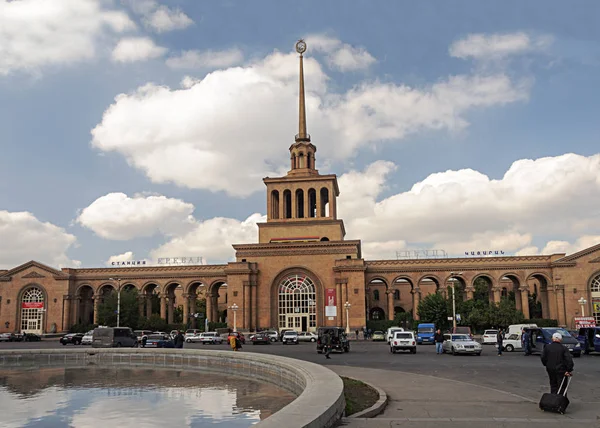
229 303 239 332
109 277 122 327
578 297 587 317
344 301 351 333
449 272 464 330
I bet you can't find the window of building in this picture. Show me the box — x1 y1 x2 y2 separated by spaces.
278 274 316 331
393 289 400 300
373 290 380 301
591 274 600 324
20 287 44 334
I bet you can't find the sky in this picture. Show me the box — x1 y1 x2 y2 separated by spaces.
0 0 599 269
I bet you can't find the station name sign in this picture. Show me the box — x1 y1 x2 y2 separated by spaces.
111 260 146 266
157 257 203 265
465 250 505 256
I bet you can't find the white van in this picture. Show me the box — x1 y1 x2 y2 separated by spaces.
507 324 538 336
386 327 405 343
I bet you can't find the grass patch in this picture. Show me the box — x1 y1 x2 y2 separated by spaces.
341 376 380 416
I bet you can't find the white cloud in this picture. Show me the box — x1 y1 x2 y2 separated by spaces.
337 153 600 260
91 38 529 197
449 32 553 62
76 192 195 240
126 0 193 33
111 37 167 63
150 213 265 263
106 251 151 266
166 48 244 69
0 0 136 75
0 211 79 269
306 34 375 71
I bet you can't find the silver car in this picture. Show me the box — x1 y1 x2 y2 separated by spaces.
442 333 482 356
297 332 317 342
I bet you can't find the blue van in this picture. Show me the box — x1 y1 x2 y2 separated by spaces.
416 323 435 345
577 327 600 354
525 327 582 358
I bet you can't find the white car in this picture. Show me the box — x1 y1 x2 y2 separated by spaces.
81 330 94 345
185 333 203 343
502 333 523 352
442 333 482 355
390 331 417 354
482 329 498 345
199 332 223 344
298 332 317 342
386 327 405 343
282 331 299 344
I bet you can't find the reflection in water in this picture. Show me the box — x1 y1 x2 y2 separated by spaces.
0 367 295 427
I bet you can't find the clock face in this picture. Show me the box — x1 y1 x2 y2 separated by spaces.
296 40 306 54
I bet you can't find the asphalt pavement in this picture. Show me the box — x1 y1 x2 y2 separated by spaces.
3 338 599 427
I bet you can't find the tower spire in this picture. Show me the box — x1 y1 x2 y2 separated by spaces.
295 39 310 142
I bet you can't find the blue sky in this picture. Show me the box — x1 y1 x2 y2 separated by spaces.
0 0 599 269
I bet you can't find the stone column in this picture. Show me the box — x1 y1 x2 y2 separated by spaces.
465 286 475 300
73 297 81 325
412 288 421 320
492 287 501 304
189 293 196 318
555 285 566 326
251 284 258 330
206 293 213 322
515 288 523 311
160 294 167 321
62 295 72 331
243 283 251 330
387 290 395 320
92 297 99 324
336 282 343 325
520 287 530 319
138 295 146 318
316 192 322 218
146 295 153 319
167 295 174 324
540 289 549 319
182 294 189 327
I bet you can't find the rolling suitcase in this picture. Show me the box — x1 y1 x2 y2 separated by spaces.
539 376 571 414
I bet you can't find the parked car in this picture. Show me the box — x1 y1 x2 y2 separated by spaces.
10 333 24 342
200 332 224 344
134 330 153 343
265 331 279 342
282 330 299 344
577 327 600 354
297 331 317 342
60 333 84 346
416 323 435 344
251 332 272 345
185 329 202 339
145 334 174 348
316 327 350 353
0 333 17 342
23 333 41 342
92 327 138 348
525 327 581 358
228 331 246 344
502 333 523 352
442 333 482 356
372 331 386 341
169 330 179 339
81 330 94 345
185 333 203 343
482 329 498 345
390 331 417 354
279 329 294 341
386 327 405 344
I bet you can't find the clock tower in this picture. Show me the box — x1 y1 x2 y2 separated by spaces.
258 40 346 244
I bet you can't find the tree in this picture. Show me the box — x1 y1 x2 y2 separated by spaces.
418 293 449 330
96 288 140 329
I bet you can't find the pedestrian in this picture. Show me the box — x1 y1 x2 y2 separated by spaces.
497 328 504 356
367 328 372 340
235 335 242 351
434 329 444 354
541 332 574 395
522 329 530 356
362 326 367 340
323 330 332 359
355 329 360 340
229 334 237 351
141 335 147 348
175 330 184 349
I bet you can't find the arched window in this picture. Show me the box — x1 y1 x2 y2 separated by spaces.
298 153 305 168
393 289 400 300
373 290 380 301
308 188 317 218
271 190 280 219
591 274 600 292
21 287 44 334
307 153 312 169
501 287 508 298
283 189 292 219
296 189 304 218
320 187 329 217
278 274 316 331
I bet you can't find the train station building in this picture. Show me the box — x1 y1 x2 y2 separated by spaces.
1 42 599 335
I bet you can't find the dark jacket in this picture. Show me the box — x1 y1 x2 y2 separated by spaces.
541 341 574 373
496 332 504 344
434 333 444 343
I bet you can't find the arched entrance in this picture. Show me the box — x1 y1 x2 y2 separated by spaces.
208 281 227 323
590 273 600 324
20 286 45 334
76 285 94 325
369 307 385 320
278 273 316 332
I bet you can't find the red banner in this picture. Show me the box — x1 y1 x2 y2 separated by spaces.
326 288 336 307
21 302 44 309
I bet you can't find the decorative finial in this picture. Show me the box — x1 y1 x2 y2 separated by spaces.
295 40 309 142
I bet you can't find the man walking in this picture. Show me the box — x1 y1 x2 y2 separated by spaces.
323 330 332 359
522 329 531 356
497 328 504 356
434 329 444 354
541 332 574 394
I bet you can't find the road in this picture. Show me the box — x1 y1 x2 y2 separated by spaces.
3 338 599 404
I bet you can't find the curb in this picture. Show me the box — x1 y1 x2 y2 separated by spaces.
344 376 388 419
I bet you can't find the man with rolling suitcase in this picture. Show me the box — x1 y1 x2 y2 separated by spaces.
539 332 574 413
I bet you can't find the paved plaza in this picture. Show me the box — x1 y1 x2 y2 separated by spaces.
3 339 599 427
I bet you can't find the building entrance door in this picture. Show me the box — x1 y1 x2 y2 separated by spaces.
286 315 307 332
278 274 317 332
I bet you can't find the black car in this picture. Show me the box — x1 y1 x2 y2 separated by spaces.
251 332 271 345
60 333 84 345
316 327 350 353
23 333 41 342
